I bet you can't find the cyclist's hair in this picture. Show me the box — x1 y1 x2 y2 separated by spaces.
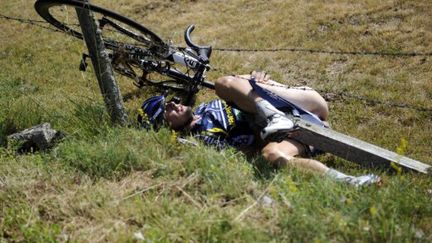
137 95 166 130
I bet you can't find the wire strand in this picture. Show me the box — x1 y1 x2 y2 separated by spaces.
213 47 432 57
1 14 431 113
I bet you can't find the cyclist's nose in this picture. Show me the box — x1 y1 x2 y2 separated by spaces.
166 101 174 107
166 102 179 112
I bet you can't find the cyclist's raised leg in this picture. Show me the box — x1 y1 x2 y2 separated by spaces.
215 73 329 121
256 82 329 121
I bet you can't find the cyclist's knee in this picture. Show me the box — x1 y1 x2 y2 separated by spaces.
262 147 294 168
215 76 236 98
215 76 234 89
262 142 296 166
262 143 282 162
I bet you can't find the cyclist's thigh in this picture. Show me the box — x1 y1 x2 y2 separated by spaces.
257 82 329 120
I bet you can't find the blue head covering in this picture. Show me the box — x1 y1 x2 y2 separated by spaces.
137 95 166 130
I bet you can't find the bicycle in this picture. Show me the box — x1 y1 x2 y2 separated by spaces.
35 0 215 105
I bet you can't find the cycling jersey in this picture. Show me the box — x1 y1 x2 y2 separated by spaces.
190 99 255 149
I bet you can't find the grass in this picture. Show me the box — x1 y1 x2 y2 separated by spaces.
1 0 431 241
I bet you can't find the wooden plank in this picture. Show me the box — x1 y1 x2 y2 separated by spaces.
76 6 128 125
289 117 431 174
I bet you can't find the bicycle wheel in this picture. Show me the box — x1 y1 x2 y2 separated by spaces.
35 0 166 52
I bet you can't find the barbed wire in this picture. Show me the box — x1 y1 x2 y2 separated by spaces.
318 90 432 113
3 14 432 58
0 14 46 23
0 14 62 33
1 14 431 113
213 47 432 57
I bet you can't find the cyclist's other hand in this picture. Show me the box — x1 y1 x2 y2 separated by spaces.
251 70 271 83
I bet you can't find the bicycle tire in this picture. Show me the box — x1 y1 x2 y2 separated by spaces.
35 0 165 50
35 0 213 96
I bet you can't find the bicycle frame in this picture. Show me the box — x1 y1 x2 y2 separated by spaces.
137 47 213 89
35 0 213 104
111 25 215 104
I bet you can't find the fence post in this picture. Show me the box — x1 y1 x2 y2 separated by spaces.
75 4 128 126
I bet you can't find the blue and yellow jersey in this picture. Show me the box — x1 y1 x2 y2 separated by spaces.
190 99 255 149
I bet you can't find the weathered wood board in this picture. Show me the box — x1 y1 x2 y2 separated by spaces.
76 7 128 125
289 117 431 174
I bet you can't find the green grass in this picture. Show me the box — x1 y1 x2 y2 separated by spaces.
1 0 431 241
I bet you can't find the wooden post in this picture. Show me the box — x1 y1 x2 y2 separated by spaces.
290 117 431 174
75 5 128 125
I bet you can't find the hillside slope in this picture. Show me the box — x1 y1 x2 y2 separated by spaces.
0 0 431 241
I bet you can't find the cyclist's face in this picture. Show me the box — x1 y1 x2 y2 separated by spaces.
164 102 193 130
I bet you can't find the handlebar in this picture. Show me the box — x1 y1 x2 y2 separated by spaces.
184 25 212 64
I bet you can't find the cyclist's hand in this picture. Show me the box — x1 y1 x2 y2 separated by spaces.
251 70 271 83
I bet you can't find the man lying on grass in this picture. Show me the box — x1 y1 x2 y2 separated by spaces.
138 71 381 186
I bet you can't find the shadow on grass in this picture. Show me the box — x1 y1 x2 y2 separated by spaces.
246 155 278 181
